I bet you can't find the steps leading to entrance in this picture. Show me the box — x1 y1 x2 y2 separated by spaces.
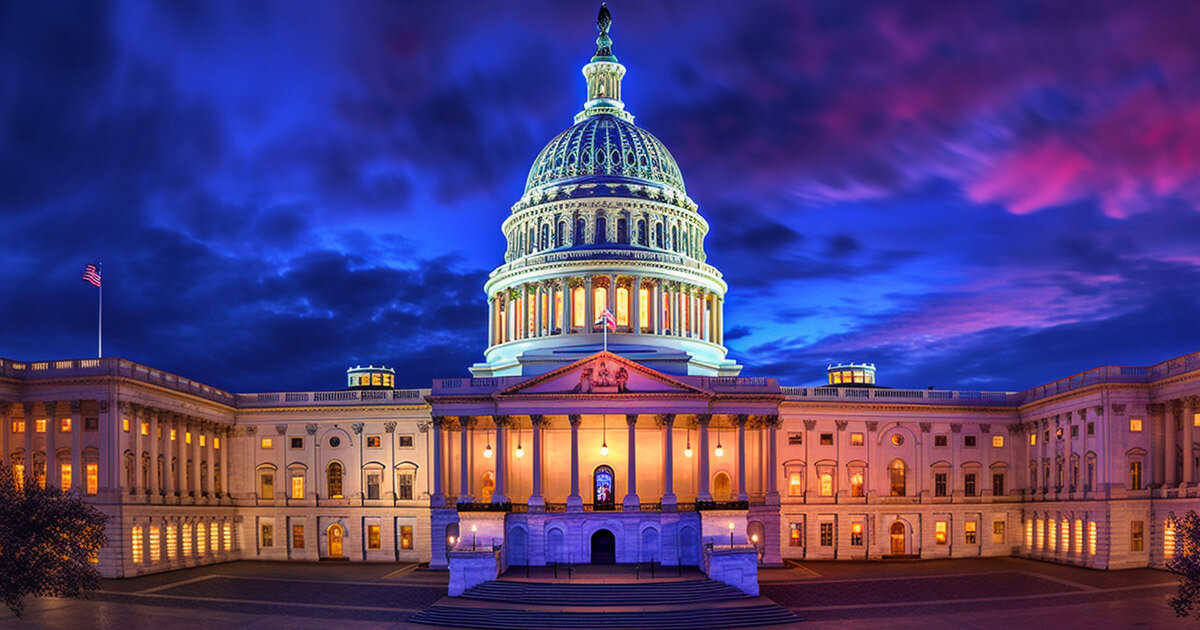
461 578 748 605
408 603 801 629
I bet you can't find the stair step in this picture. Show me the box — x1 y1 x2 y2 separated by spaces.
462 578 750 605
408 604 802 629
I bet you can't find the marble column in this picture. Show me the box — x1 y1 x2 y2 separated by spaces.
487 297 496 346
68 402 82 492
1160 403 1176 487
0 406 8 484
458 417 473 503
519 284 528 340
567 414 583 510
219 427 230 498
1185 397 1196 485
173 416 185 496
652 281 662 334
697 414 713 501
736 414 749 501
22 403 34 486
631 276 642 332
204 425 215 500
529 415 545 508
44 402 57 489
658 414 676 507
194 421 206 498
562 277 574 333
1064 414 1074 491
584 277 594 332
132 405 144 495
534 286 543 337
430 416 445 507
149 409 160 497
623 414 639 510
1038 419 1048 493
492 416 509 503
766 416 780 503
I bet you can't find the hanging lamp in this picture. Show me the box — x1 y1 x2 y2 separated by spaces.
483 425 493 458
684 427 693 458
515 426 525 458
714 423 724 457
600 414 609 456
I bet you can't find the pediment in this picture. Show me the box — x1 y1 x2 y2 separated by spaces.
498 351 709 397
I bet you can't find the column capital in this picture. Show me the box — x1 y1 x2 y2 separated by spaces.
865 420 878 432
950 423 963 433
1185 395 1200 409
1149 402 1166 415
758 414 781 428
431 415 449 427
69 400 82 414
274 423 288 435
350 422 365 434
568 414 582 427
384 421 397 433
305 423 318 435
625 413 638 427
245 425 258 436
529 414 547 427
458 415 477 429
653 413 675 428
735 413 750 427
834 420 848 431
695 413 712 426
22 401 36 417
42 401 58 418
493 415 513 428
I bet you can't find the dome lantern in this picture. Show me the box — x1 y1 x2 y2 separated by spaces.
576 3 633 124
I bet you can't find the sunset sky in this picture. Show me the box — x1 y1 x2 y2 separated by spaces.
3 1 1199 393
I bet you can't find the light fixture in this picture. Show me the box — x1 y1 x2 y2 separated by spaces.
715 425 724 457
600 414 609 456
484 439 493 459
515 426 524 458
683 427 693 458
728 522 735 547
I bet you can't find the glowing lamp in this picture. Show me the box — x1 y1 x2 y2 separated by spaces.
728 522 735 531
684 445 693 458
471 525 477 532
714 444 724 457
600 442 609 457
515 444 525 458
751 534 759 543
483 443 493 458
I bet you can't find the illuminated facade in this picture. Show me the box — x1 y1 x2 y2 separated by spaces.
1 7 1197 579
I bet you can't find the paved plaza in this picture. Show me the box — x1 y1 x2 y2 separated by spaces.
0 558 1188 629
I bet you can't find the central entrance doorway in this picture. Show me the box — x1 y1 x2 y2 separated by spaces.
591 529 616 564
889 521 906 555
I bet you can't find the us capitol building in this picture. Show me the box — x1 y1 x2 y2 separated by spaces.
2 8 1197 579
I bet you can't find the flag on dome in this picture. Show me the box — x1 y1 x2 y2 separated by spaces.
82 264 101 288
600 308 616 332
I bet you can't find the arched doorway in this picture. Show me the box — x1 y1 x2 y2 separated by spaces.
507 527 528 566
713 471 732 501
889 521 906 555
747 520 766 558
679 526 700 565
445 522 460 549
640 527 659 563
591 529 616 564
328 523 344 558
594 465 615 510
546 527 565 564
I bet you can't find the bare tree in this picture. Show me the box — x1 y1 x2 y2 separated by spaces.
0 462 107 617
1168 510 1200 621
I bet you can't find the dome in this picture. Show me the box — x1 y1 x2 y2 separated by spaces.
524 114 686 194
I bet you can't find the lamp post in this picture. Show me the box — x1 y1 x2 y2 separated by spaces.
471 524 478 551
751 533 762 564
729 522 735 548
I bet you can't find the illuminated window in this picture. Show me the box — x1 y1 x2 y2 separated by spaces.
1029 433 1037 446
993 520 1005 544
593 286 607 325
1166 520 1177 559
198 522 208 555
122 418 130 432
140 422 149 436
292 525 305 549
170 428 177 441
1128 417 1143 431
850 522 863 546
935 521 947 545
367 525 382 550
291 475 305 500
60 462 71 490
199 434 206 447
182 524 193 556
819 473 833 496
638 287 649 330
1088 521 1096 555
849 432 864 446
789 522 803 547
185 432 192 444
787 473 803 496
366 435 381 448
223 522 232 551
819 522 833 546
35 419 46 433
400 525 414 550
1129 460 1143 490
1061 519 1069 552
11 420 24 433
150 526 161 562
260 437 273 449
572 286 585 327
214 437 220 450
1074 519 1083 554
992 435 1004 448
1025 519 1033 549
1048 519 1057 551
890 434 904 446
1035 519 1044 550
260 523 273 548
889 460 906 496
327 462 344 498
86 463 98 494
131 526 144 564
166 525 177 560
1130 521 1144 552
61 418 71 432
616 286 629 326
14 462 25 491
850 472 864 497
965 522 977 545
1194 413 1200 427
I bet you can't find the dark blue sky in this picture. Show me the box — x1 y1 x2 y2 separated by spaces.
3 1 1199 393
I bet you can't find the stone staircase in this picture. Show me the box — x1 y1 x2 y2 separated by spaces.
407 578 802 628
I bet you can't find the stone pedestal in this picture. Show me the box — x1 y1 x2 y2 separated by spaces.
702 544 759 596
448 548 504 596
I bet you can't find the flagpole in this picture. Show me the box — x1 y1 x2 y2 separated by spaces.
98 262 103 358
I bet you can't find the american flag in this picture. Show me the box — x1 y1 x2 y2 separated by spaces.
82 264 101 288
599 307 617 332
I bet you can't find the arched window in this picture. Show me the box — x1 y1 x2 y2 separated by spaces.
819 472 833 496
593 285 608 326
889 459 907 496
326 462 344 498
617 218 628 244
655 223 664 248
713 471 732 501
527 227 535 253
575 218 586 244
637 219 647 245
595 216 607 244
593 465 615 509
671 225 679 251
541 224 550 250
556 221 566 247
572 286 585 328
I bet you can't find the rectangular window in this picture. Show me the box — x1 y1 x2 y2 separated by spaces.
182 524 193 556
1166 521 1177 559
291 437 304 449
992 435 1004 448
849 432 864 446
1029 433 1037 446
198 523 208 555
850 472 864 497
150 526 161 562
398 435 414 448
934 435 948 447
1195 412 1200 427
789 522 803 547
850 522 863 546
1025 519 1033 549
788 433 803 445
139 421 148 436
1087 422 1095 435
60 417 71 432
293 525 305 549
131 526 144 564
291 475 305 500
166 525 177 560
367 525 382 550
35 419 47 433
260 437 273 449
992 473 1005 497
964 435 977 447
1048 520 1057 552
366 435 382 448
198 434 206 447
638 287 649 330
85 417 98 431
214 437 220 450
185 431 192 444
1130 461 1143 490
261 524 274 548
935 473 947 497
1061 519 1069 552
60 463 71 490
260 472 275 498
1070 425 1078 438
123 417 130 432
964 473 977 497
1131 521 1143 552
86 463 98 494
170 428 177 441
11 420 24 434
367 473 381 500
993 520 1005 544
819 523 834 546
1074 519 1083 554
819 433 833 446
400 525 414 550
935 521 948 545
1129 418 1143 432
965 522 977 545
1088 521 1097 555
397 473 414 500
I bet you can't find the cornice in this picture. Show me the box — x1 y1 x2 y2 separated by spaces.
14 374 237 414
779 400 1018 414
237 404 429 415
